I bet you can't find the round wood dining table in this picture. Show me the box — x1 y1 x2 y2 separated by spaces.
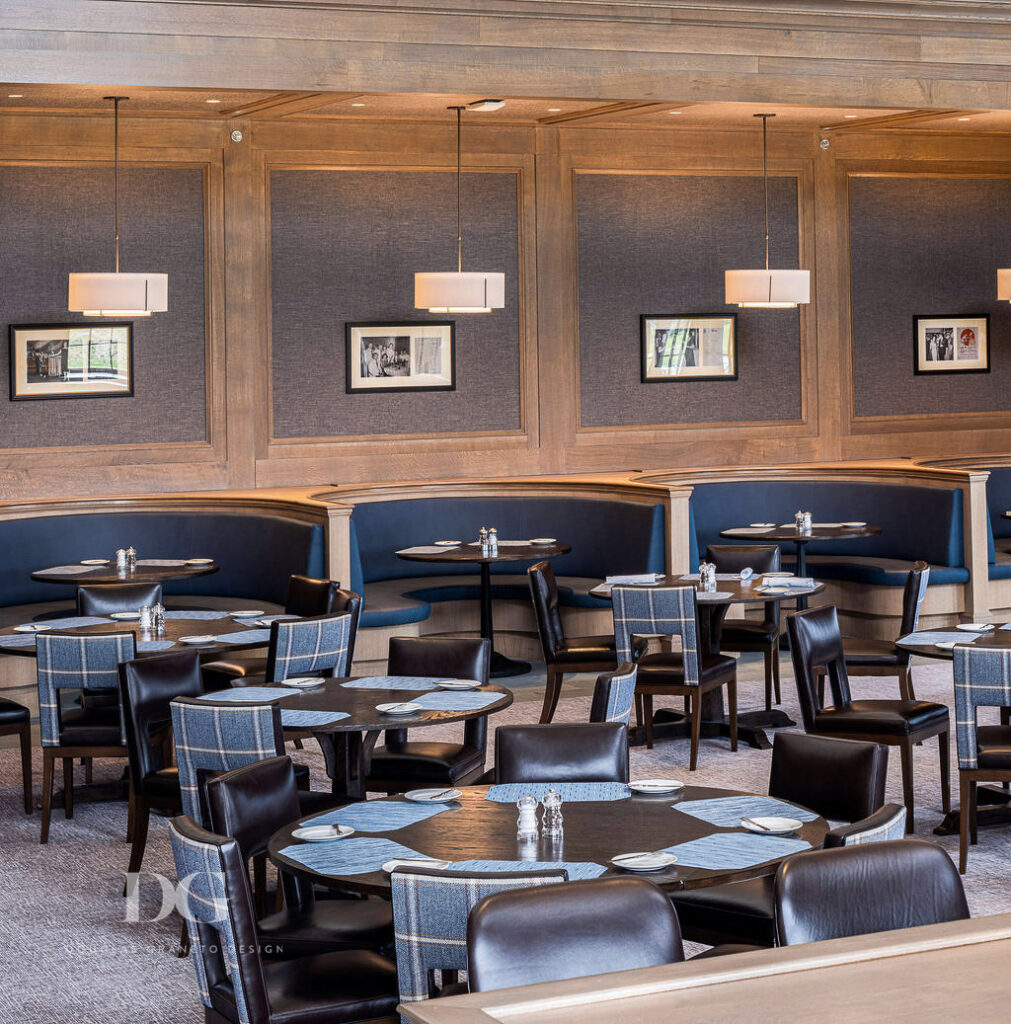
395 540 571 678
268 783 827 897
31 558 219 586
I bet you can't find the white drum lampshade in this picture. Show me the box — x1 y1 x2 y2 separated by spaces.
414 271 505 313
998 268 1011 301
68 272 169 317
725 268 810 309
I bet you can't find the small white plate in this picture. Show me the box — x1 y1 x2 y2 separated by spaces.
841 522 867 528
110 611 141 621
186 558 214 565
434 540 462 547
178 634 217 645
741 817 803 835
13 623 50 633
611 852 677 872
957 623 992 632
749 523 776 528
377 702 422 715
405 788 463 803
530 537 557 544
437 679 481 690
935 640 962 650
383 858 450 874
81 559 109 565
763 571 794 578
628 779 685 795
281 677 324 688
230 609 266 618
292 824 354 843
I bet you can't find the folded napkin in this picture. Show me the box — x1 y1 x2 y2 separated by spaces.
280 709 349 728
674 796 818 828
664 833 811 870
279 837 428 876
486 782 630 803
340 676 443 691
412 691 503 712
198 686 292 702
761 576 816 588
447 860 606 880
306 800 454 833
215 629 271 644
163 610 230 620
605 574 664 585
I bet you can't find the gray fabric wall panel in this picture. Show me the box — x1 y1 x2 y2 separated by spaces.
576 172 803 427
0 165 207 447
849 175 1011 417
270 169 521 438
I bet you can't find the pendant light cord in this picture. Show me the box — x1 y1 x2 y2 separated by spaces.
105 95 128 274
757 112 774 271
450 105 464 273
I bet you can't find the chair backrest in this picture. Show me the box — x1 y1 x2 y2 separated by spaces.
170 696 284 827
77 581 163 616
896 561 931 664
118 650 204 791
768 732 888 823
264 611 353 682
494 723 629 783
467 876 684 993
775 839 970 945
824 803 907 848
589 663 638 724
611 585 700 686
390 864 567 1010
786 604 854 731
169 815 269 1024
284 574 341 616
36 631 137 747
705 544 781 575
953 646 1011 770
528 561 565 662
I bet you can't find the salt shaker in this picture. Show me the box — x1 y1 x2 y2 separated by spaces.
116 548 128 570
126 546 137 571
488 527 499 555
479 527 489 554
152 602 165 633
139 605 152 631
516 795 539 840
794 510 805 532
541 789 564 838
802 511 813 535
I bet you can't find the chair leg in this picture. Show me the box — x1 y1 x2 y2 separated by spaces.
253 853 267 918
899 741 915 833
41 750 54 844
84 757 93 784
970 780 979 846
689 694 702 772
63 757 74 819
178 919 190 958
938 729 951 815
904 665 916 701
762 648 773 712
634 692 643 732
643 694 654 750
959 774 969 874
539 666 563 725
124 800 151 895
727 680 738 753
897 666 912 702
772 640 782 705
19 723 32 814
816 674 826 711
126 784 136 844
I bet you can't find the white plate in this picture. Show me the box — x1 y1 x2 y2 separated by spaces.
405 788 463 803
281 677 324 688
763 571 794 579
292 824 354 843
178 634 217 645
437 679 482 690
186 558 214 565
758 587 790 595
110 611 141 621
80 559 109 565
841 522 867 528
530 537 557 544
935 640 962 650
611 852 677 872
741 817 803 835
230 609 266 618
382 858 450 874
749 523 776 528
13 623 50 633
957 623 992 632
377 702 422 715
434 540 462 547
628 779 685 795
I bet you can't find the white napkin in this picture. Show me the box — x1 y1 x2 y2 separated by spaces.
605 573 664 585
762 576 815 588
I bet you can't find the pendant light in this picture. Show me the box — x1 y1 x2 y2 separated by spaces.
414 105 505 313
68 97 168 317
725 113 810 309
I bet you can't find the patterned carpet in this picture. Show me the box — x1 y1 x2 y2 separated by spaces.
0 655 1008 1023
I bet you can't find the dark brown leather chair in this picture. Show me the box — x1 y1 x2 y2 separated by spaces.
77 581 164 616
705 545 783 709
494 723 629 783
169 814 399 1024
468 877 684 992
0 698 32 814
671 732 889 948
788 604 950 833
206 756 394 958
366 637 491 793
528 561 617 723
119 650 204 881
774 839 969 946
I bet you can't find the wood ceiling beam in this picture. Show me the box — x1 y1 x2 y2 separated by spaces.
537 101 665 125
821 108 976 132
218 92 363 119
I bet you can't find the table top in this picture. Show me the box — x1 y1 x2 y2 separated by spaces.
896 624 1011 661
719 523 881 542
31 559 219 585
589 575 825 604
396 540 571 565
268 783 826 897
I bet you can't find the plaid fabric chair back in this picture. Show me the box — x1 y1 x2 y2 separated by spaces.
266 612 351 682
953 646 1011 770
171 698 283 826
169 816 267 1024
36 631 136 747
391 866 567 1016
590 664 638 724
611 586 700 687
837 805 907 846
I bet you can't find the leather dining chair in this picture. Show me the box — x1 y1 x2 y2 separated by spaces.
206 756 394 958
0 696 33 814
77 581 164 616
774 839 970 946
788 604 950 833
493 723 629 784
823 802 907 847
588 663 637 725
366 637 491 794
528 561 617 723
705 545 783 709
169 815 400 1024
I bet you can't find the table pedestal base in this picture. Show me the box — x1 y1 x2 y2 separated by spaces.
631 707 795 752
933 785 1011 836
314 730 380 802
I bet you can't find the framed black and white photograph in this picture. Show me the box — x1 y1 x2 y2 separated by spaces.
640 315 737 382
9 323 133 401
345 321 456 394
913 315 990 375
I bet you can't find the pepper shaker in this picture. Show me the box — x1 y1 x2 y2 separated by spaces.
152 602 165 633
126 546 137 571
541 789 564 838
802 511 813 535
488 527 499 556
794 510 805 532
139 605 152 631
516 795 539 840
479 527 489 554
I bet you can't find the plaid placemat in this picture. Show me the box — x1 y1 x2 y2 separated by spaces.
164 611 230 621
664 832 811 869
413 691 503 712
34 565 91 576
485 782 631 803
341 676 443 691
137 640 176 652
447 860 606 879
280 709 350 728
0 634 38 649
214 629 271 644
674 796 818 828
279 836 429 875
198 686 292 702
306 800 455 833
33 616 115 629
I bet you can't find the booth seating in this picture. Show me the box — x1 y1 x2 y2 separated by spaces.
982 467 1011 582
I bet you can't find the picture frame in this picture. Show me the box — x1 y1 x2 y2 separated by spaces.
345 321 456 394
9 322 134 401
913 315 990 375
640 314 738 382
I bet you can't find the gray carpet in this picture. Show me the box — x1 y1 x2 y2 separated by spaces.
0 655 1008 1023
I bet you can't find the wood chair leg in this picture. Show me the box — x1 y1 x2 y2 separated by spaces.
291 738 305 750
816 674 826 711
970 780 979 846
84 757 93 784
643 694 654 750
40 750 54 844
762 649 773 711
126 784 136 844
539 666 564 724
899 741 915 833
897 666 912 702
633 692 643 731
905 665 916 701
959 774 969 874
772 641 782 705
689 693 702 772
727 680 738 753
938 729 951 815
63 757 74 819
19 723 32 814
178 919 190 958
124 800 151 895
253 853 267 918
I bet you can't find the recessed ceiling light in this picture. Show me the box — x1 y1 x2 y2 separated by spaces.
8 93 23 98
547 107 561 112
844 114 859 119
958 116 971 121
351 102 366 107
205 99 221 104
468 99 505 112
669 110 683 115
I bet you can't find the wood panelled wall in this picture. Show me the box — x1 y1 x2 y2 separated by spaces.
4 111 1011 501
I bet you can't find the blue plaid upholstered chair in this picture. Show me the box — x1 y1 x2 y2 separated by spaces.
263 612 353 683
953 645 1011 874
390 865 568 1018
589 662 638 724
823 803 907 848
36 630 136 843
169 815 398 1024
611 585 737 769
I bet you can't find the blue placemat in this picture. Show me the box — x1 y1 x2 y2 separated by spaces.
34 616 114 629
199 686 292 702
279 836 429 875
340 676 443 691
413 691 503 712
137 640 177 652
447 860 606 880
0 634 38 648
234 613 298 622
214 629 271 644
899 631 977 645
664 832 811 869
485 782 631 803
164 610 230 621
306 800 455 832
280 709 350 728
674 796 818 828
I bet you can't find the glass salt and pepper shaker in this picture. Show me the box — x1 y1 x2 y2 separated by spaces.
802 511 813 535
152 602 165 633
126 546 137 571
116 548 128 573
541 789 564 838
479 527 489 554
139 605 152 631
516 796 539 840
488 527 499 556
